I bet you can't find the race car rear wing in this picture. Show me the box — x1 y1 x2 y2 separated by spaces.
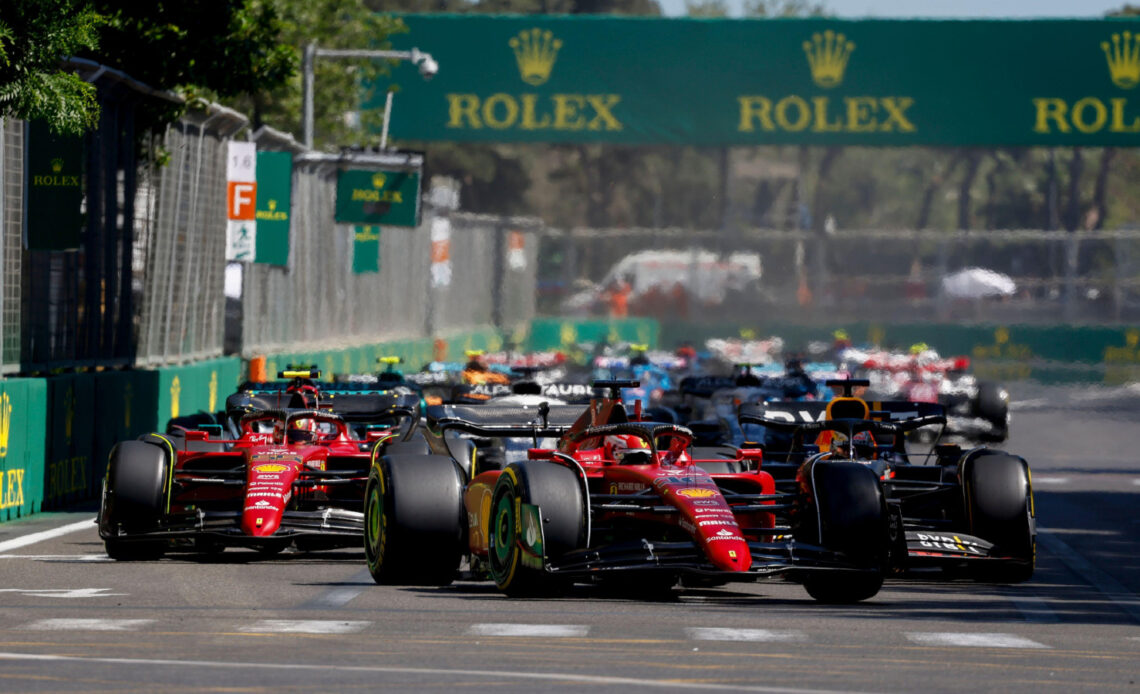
426 403 584 438
738 399 945 426
679 375 737 398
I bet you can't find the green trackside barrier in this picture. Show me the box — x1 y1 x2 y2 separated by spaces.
260 326 505 381
0 379 48 520
155 358 242 429
91 370 161 489
526 318 659 352
43 374 97 508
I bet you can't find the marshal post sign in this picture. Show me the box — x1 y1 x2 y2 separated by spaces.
373 16 1140 146
334 169 421 227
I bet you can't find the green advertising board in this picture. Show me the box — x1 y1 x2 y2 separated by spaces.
376 16 1140 146
0 379 48 520
25 120 83 249
353 226 381 273
255 151 293 266
334 169 421 227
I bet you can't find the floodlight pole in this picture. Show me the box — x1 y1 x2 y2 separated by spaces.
302 43 438 149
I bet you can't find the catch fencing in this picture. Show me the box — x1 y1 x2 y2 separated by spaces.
0 62 540 375
541 227 1140 326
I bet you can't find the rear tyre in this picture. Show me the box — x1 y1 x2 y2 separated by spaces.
799 461 888 603
975 383 1010 441
488 461 586 597
101 440 170 561
962 453 1035 583
364 454 465 586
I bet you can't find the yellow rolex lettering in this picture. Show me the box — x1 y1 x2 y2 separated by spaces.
446 94 482 129
845 97 877 132
1033 98 1069 134
738 96 774 132
879 97 916 132
811 97 843 132
1 468 25 508
520 94 551 130
482 94 519 129
586 95 622 131
1070 97 1107 134
1110 98 1140 133
774 96 811 132
553 95 587 130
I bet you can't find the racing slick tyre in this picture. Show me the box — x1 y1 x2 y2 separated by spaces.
799 461 888 603
962 453 1035 583
101 440 170 561
975 382 1010 441
365 454 465 586
383 437 431 457
488 461 587 597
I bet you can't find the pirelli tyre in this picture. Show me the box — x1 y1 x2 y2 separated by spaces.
365 454 465 586
100 439 171 561
962 452 1035 583
488 461 587 597
799 460 889 603
975 382 1011 441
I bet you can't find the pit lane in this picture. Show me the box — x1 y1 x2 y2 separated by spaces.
0 384 1137 692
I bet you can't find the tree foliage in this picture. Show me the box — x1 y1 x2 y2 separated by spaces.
0 0 101 134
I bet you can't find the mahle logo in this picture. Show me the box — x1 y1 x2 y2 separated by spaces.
1034 30 1140 134
738 30 915 135
510 28 562 86
1102 31 1140 89
445 27 622 133
0 392 11 458
803 30 855 88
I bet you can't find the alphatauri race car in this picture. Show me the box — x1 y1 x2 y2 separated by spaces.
99 387 421 559
739 380 1034 582
363 381 894 603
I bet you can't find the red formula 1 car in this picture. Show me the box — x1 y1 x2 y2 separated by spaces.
99 387 420 560
364 381 893 603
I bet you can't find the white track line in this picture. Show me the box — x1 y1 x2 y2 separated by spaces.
239 620 369 634
0 554 112 562
307 587 366 608
26 619 154 631
0 588 125 598
686 628 807 642
468 623 589 637
905 632 1048 649
0 518 95 553
1031 477 1069 485
0 652 861 693
1132 479 1140 486
1038 529 1140 624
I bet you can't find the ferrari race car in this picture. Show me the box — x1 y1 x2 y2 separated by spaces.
739 380 1034 582
844 347 1011 442
99 384 421 560
363 381 894 603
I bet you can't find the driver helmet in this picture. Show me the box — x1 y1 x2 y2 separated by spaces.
605 434 653 465
287 428 318 444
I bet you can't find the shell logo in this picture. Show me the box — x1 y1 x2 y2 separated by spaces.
253 463 289 473
676 488 716 499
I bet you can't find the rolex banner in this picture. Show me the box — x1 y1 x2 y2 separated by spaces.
375 16 1140 146
254 151 292 266
334 169 421 227
26 120 83 250
352 226 381 274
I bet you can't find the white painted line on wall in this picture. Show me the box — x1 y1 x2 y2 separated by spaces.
239 620 369 634
685 628 807 642
0 518 95 553
468 623 589 637
26 619 154 631
905 632 1048 649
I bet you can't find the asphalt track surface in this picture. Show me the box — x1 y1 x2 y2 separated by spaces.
1 384 1138 692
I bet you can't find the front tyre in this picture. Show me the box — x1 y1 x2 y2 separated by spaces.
800 461 888 603
963 453 1035 583
364 454 465 586
100 440 170 561
488 461 586 597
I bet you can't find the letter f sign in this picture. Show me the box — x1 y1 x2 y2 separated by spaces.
228 182 257 220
